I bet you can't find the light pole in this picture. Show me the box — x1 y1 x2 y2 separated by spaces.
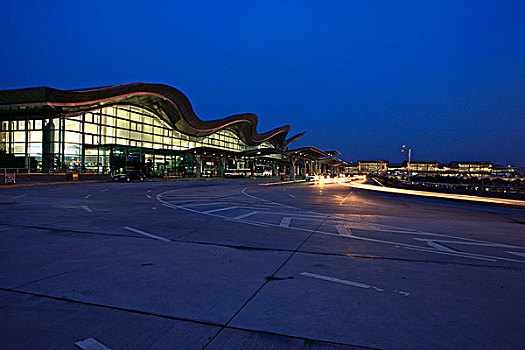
401 145 411 182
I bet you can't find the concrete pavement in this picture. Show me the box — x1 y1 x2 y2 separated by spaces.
0 180 524 349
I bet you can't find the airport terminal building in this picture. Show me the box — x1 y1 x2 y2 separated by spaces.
0 83 312 177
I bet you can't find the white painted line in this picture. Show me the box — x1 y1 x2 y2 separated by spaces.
301 272 372 289
413 238 523 249
395 290 410 297
301 272 387 293
203 206 238 214
506 251 525 258
241 188 299 209
232 218 269 227
288 194 296 198
75 337 112 350
100 189 109 192
336 226 352 236
182 202 232 207
243 210 325 218
84 194 91 199
234 211 258 219
185 194 223 197
146 195 152 199
280 217 292 228
401 246 496 261
147 189 153 193
47 187 63 191
12 194 27 199
81 205 92 213
123 226 171 242
372 178 385 187
158 188 525 264
424 240 457 253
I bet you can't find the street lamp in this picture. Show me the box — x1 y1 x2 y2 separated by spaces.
401 145 411 181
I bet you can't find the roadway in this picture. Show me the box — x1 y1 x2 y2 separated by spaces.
0 180 524 349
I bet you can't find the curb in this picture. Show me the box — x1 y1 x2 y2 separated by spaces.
0 180 110 189
240 180 307 186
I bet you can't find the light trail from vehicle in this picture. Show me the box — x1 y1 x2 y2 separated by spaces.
339 179 525 208
310 175 365 185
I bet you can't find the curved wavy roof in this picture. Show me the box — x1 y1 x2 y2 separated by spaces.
0 82 302 148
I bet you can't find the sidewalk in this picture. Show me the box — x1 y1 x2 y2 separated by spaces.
0 176 303 189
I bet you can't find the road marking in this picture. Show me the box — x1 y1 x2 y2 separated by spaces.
147 189 152 193
81 205 92 213
84 194 91 199
422 240 457 253
301 272 372 289
156 188 525 264
160 200 270 228
372 178 385 187
506 251 525 258
75 337 111 350
336 226 352 236
413 238 522 249
12 194 27 199
124 226 170 242
146 195 152 199
236 219 269 227
241 188 299 209
100 188 109 192
401 246 496 261
47 187 63 191
234 211 258 219
204 206 238 214
159 195 220 198
288 194 296 198
280 217 292 228
300 272 405 294
394 290 410 297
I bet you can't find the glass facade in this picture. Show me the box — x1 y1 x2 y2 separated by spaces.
0 104 281 176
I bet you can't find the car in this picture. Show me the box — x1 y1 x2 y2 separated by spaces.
253 165 273 177
113 170 145 182
224 169 252 178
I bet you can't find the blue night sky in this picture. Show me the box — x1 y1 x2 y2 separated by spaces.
1 1 524 165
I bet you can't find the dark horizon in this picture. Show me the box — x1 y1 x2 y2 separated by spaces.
1 1 523 166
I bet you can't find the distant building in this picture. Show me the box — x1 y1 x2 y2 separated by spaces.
491 165 518 177
448 161 494 176
377 160 519 178
385 163 404 175
357 160 388 174
404 161 441 175
343 163 359 175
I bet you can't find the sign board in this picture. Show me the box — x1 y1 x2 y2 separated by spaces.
5 173 16 184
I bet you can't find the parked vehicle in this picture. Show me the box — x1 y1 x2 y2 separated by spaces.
113 170 145 182
254 165 273 177
224 169 252 178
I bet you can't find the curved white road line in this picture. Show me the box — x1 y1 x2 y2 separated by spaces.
156 187 525 264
